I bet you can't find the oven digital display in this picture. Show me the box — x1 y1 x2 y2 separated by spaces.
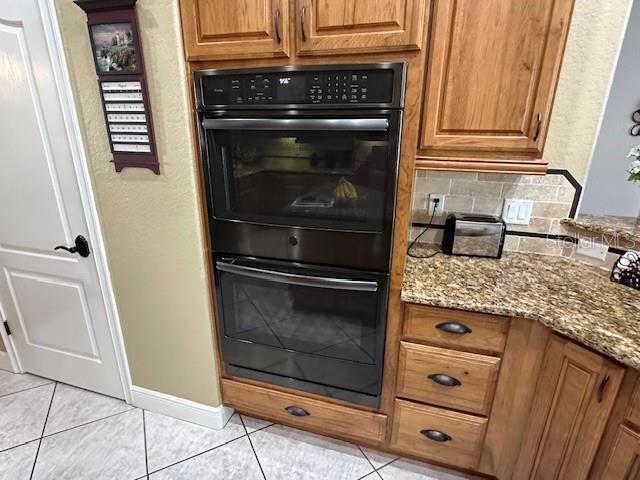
276 75 305 102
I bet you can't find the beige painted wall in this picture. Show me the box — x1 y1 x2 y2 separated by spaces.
54 0 220 406
544 0 631 181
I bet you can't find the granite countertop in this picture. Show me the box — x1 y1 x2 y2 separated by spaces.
561 214 640 244
402 245 640 369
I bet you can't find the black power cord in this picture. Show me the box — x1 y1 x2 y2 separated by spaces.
407 197 442 259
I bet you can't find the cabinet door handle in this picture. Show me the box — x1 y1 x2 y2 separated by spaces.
420 429 452 442
597 375 610 403
285 405 310 417
300 6 307 42
533 112 543 141
435 322 472 335
428 373 462 387
274 8 281 44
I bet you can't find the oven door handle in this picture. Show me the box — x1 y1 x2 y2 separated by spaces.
216 261 378 292
202 118 389 132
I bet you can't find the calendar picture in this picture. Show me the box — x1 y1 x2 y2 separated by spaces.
90 22 138 73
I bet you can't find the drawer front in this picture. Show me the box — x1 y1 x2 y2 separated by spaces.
391 399 487 469
222 379 387 445
404 304 509 354
397 342 500 415
627 380 640 428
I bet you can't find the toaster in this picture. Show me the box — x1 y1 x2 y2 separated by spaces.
442 213 507 258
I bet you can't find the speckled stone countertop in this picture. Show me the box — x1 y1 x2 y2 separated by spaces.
561 214 640 244
402 245 640 369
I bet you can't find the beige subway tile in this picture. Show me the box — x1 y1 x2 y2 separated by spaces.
531 201 571 219
531 174 567 186
556 186 577 203
415 177 451 194
412 191 427 210
477 173 530 184
507 217 552 234
415 169 428 178
472 197 503 215
443 195 474 213
501 183 559 201
549 219 570 235
450 180 504 197
518 237 564 256
426 171 477 181
503 235 520 252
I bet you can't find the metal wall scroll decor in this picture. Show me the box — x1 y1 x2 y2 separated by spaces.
631 109 640 136
74 0 159 174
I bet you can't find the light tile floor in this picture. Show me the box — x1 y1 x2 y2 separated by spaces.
0 370 482 479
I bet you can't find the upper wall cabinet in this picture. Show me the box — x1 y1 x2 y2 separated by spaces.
295 0 427 56
419 0 574 160
179 0 290 60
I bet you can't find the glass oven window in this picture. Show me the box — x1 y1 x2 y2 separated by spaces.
206 123 392 232
218 262 381 366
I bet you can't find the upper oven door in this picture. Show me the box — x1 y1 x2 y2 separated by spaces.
200 111 401 234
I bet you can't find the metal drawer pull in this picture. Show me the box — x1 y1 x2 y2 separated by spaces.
285 406 310 417
597 375 610 403
428 373 461 387
533 112 543 141
274 8 281 44
420 429 451 442
300 6 307 42
435 322 472 335
203 118 389 132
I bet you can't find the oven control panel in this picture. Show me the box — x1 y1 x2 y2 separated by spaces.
198 64 404 108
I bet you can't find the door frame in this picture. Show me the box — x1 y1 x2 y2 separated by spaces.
0 0 132 403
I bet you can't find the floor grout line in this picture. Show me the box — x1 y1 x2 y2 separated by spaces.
40 406 137 440
145 433 248 476
239 414 267 480
0 381 55 398
142 410 149 478
29 382 57 480
358 445 378 476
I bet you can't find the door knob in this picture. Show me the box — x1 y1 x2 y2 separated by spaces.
55 235 91 258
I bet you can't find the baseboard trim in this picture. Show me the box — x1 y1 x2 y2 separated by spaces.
130 385 234 430
0 351 12 372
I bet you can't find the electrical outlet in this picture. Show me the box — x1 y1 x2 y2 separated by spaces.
502 198 533 225
576 238 608 261
427 194 445 215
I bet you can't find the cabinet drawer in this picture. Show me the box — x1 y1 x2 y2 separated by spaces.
627 380 640 428
397 342 500 415
221 379 386 445
404 304 509 354
390 399 487 469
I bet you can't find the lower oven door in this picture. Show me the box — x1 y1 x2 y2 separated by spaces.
214 255 389 407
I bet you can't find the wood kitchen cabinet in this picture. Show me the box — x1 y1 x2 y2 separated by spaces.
514 335 625 479
179 0 290 60
418 0 575 171
600 426 640 479
295 0 427 56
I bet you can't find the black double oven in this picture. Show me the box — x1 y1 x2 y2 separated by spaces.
195 63 406 408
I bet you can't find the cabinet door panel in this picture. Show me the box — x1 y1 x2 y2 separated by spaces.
180 0 289 60
420 0 574 154
601 426 640 480
515 336 624 480
296 0 427 56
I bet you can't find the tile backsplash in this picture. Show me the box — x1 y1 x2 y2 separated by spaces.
411 171 576 236
407 170 622 269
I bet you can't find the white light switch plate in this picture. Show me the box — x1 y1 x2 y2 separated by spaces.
576 238 608 260
502 199 533 225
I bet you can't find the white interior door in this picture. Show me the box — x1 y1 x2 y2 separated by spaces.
0 0 125 398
